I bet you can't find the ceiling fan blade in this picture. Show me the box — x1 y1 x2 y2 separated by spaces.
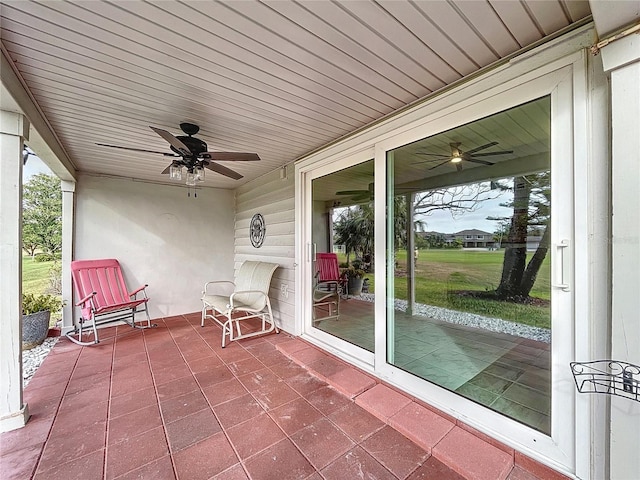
412 158 450 165
203 152 260 161
96 143 177 156
150 126 191 156
336 190 368 196
470 150 513 157
204 161 243 180
465 141 498 154
414 152 450 157
456 162 463 172
351 193 372 201
465 157 495 166
428 159 453 170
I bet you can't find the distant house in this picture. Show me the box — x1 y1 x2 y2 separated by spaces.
454 229 495 248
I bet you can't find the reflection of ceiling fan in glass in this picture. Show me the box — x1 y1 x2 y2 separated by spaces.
414 142 513 172
336 182 374 201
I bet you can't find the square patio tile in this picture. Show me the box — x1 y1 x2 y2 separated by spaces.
361 425 429 479
251 380 301 411
108 403 163 445
213 393 264 429
328 402 385 442
406 456 466 480
156 375 200 401
388 401 454 452
212 463 250 479
105 426 169 479
38 420 106 472
1 443 43 480
34 448 104 480
290 417 355 469
173 432 239 480
284 372 327 397
226 412 286 460
243 439 315 480
268 359 307 380
269 397 324 436
113 455 176 480
159 389 209 424
355 383 412 421
304 385 351 416
326 367 377 398
320 446 395 480
193 364 235 388
226 356 266 376
202 378 249 406
165 407 221 453
432 426 513 480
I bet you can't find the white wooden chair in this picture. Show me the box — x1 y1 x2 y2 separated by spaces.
201 261 279 347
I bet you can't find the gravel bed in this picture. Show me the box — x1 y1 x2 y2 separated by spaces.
357 293 551 343
23 337 58 387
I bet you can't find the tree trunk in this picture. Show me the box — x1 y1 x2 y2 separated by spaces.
496 177 530 299
517 226 550 297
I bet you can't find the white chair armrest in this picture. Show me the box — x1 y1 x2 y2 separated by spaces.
202 280 235 295
229 289 267 307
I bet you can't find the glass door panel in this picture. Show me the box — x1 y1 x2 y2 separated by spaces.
386 97 552 434
311 159 375 352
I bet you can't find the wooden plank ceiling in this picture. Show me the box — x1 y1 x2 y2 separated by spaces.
1 0 590 189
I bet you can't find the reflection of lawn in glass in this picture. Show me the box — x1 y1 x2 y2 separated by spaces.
341 249 551 329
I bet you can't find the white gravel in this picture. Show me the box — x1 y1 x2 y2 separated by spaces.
23 337 58 386
357 293 551 343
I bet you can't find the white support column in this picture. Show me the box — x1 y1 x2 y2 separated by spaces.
600 33 640 480
61 180 76 335
0 111 29 432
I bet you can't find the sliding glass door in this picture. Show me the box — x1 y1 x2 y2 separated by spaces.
386 97 553 433
307 157 376 357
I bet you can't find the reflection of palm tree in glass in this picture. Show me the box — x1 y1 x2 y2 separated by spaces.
334 205 373 265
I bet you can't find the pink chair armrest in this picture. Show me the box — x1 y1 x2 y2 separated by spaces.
129 284 148 297
76 291 96 306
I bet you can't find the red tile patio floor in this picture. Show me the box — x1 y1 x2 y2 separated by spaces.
1 313 566 479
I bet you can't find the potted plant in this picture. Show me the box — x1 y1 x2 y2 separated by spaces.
22 293 63 350
342 265 366 296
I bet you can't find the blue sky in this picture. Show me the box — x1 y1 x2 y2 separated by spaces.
418 195 511 234
23 155 52 181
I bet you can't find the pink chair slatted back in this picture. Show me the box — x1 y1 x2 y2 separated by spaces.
316 253 341 282
71 259 130 310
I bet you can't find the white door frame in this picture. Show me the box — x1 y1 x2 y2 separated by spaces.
295 29 598 476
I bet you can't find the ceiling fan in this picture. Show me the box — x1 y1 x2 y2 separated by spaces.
414 142 512 172
96 122 260 182
336 182 374 201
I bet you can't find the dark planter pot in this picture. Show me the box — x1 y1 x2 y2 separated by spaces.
348 277 364 296
22 310 51 350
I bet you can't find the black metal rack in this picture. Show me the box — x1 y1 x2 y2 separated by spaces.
570 360 640 403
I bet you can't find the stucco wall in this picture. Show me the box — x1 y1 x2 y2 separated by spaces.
74 175 235 318
234 166 295 334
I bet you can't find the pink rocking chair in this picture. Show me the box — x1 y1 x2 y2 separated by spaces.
68 259 154 345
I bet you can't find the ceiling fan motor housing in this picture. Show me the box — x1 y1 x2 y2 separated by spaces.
171 136 208 157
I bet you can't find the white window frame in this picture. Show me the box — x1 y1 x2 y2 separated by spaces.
296 28 594 477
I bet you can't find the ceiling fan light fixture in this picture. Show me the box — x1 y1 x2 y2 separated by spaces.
169 163 183 181
451 156 463 163
185 170 197 186
194 164 205 182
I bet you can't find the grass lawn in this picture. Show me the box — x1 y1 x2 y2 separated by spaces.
338 249 551 329
22 256 57 295
22 256 62 325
